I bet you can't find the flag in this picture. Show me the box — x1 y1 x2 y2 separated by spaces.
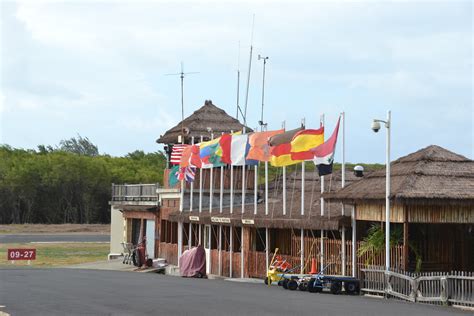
247 129 284 162
168 165 180 187
268 128 303 167
290 127 324 161
219 133 232 164
311 117 341 176
200 137 225 168
177 166 196 183
230 134 248 166
170 144 186 165
180 145 202 168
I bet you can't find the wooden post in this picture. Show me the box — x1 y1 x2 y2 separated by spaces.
342 226 346 276
241 227 245 278
230 226 233 278
177 221 183 266
266 227 269 275
219 225 222 276
300 228 305 273
403 222 409 271
352 205 357 277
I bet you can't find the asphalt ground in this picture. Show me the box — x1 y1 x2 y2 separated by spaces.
0 269 470 316
0 234 109 243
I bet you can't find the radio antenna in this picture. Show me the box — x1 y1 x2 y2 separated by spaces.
165 62 199 143
243 14 255 130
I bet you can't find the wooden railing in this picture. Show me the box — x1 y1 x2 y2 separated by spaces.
111 183 158 202
361 266 474 307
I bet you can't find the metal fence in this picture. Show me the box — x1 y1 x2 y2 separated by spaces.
111 183 158 201
361 266 474 307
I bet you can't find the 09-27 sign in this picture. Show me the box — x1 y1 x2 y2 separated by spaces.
7 248 36 261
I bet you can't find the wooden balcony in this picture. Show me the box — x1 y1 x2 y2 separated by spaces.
111 183 158 202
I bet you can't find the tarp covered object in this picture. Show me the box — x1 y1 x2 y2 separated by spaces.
179 246 206 277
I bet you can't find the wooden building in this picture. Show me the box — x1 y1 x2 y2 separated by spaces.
326 145 474 272
109 100 472 277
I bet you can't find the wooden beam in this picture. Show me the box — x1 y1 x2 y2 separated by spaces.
403 206 409 271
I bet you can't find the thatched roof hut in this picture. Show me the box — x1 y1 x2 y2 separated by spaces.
325 145 474 205
156 100 252 144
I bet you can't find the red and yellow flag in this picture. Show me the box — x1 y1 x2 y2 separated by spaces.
290 127 324 160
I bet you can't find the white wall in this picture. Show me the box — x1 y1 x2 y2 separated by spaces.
110 205 124 255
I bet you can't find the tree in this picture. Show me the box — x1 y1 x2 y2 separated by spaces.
58 135 99 156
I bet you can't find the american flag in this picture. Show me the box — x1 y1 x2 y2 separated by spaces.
176 166 196 183
170 144 187 165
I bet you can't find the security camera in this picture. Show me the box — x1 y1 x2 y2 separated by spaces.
354 165 364 177
371 120 381 133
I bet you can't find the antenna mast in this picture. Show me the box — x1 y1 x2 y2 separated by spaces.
236 42 241 120
165 62 199 143
243 14 255 129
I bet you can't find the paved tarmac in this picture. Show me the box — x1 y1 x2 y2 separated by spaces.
0 269 470 316
0 234 109 243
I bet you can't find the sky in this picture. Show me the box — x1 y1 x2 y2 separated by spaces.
0 0 472 163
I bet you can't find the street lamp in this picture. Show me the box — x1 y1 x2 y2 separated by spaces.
372 110 391 271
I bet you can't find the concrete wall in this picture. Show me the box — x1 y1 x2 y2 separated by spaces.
110 205 125 255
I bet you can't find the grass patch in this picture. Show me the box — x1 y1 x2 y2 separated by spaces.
0 224 110 235
0 242 109 268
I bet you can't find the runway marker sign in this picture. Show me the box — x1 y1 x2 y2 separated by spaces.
7 248 36 263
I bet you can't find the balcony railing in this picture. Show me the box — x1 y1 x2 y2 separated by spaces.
111 183 159 202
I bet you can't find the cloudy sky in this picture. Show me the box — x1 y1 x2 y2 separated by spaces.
1 0 472 163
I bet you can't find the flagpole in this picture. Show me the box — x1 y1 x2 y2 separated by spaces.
341 112 346 276
220 133 224 214
241 128 245 278
254 127 258 215
301 117 306 272
242 165 246 214
210 133 214 214
178 134 185 266
254 164 258 215
282 121 286 216
189 136 194 249
229 130 234 278
320 114 325 272
199 135 203 245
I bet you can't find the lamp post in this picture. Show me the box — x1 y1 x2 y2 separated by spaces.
258 55 269 131
372 110 391 271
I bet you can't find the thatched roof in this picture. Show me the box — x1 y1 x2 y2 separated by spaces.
325 145 474 205
156 100 252 144
168 166 371 229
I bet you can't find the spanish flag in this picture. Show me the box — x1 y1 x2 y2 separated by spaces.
290 127 324 160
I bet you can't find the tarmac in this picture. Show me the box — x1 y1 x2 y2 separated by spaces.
65 257 268 283
64 258 167 273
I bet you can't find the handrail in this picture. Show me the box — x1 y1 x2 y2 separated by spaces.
111 183 159 200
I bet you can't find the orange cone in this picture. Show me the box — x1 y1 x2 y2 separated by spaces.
310 258 318 274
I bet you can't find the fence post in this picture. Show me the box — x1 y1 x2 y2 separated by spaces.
440 276 448 305
411 277 418 302
384 271 390 298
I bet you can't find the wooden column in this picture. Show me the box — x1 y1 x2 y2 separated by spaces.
242 226 251 278
403 206 409 271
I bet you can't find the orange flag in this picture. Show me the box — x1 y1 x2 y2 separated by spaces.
247 129 285 162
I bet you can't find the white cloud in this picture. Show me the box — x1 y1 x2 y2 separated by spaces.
2 0 472 160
